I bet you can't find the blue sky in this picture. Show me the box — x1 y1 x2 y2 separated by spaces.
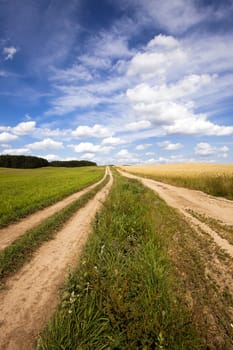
0 0 233 165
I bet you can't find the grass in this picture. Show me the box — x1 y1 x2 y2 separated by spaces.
0 166 104 227
119 163 233 200
37 172 202 350
0 175 109 283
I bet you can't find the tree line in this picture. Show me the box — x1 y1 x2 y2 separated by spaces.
0 155 97 168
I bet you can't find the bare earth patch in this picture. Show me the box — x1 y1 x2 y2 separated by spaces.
0 169 113 350
0 170 107 251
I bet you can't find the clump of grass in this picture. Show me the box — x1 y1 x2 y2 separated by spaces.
0 175 109 281
37 174 202 349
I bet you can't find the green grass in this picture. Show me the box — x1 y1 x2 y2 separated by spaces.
37 172 202 350
0 175 109 282
0 166 104 227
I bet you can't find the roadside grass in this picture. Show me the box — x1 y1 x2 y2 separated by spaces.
0 166 104 228
0 175 109 283
37 172 202 349
119 164 233 200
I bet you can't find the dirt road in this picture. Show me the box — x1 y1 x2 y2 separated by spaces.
0 169 107 251
119 169 233 257
0 168 113 350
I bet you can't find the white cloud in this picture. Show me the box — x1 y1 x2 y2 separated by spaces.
1 148 29 155
13 121 36 136
3 46 18 60
0 132 18 143
91 32 132 59
79 55 111 69
127 46 187 80
194 143 229 157
72 124 111 138
27 138 64 150
102 137 124 146
147 34 179 49
70 142 111 154
51 64 93 82
136 143 151 150
125 120 151 131
138 0 205 34
158 140 183 151
80 153 95 160
44 154 60 161
116 149 140 164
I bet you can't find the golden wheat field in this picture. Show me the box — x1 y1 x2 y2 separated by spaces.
120 163 233 178
119 163 233 199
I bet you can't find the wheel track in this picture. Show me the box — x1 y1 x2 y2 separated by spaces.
0 168 113 350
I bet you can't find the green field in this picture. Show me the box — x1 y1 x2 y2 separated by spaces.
0 166 104 227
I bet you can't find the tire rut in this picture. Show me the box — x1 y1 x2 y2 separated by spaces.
0 168 113 350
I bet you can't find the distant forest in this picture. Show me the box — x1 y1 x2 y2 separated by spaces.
0 155 97 169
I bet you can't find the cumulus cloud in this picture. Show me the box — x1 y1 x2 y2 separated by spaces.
70 142 111 154
0 132 18 143
72 124 111 138
13 121 36 136
3 46 18 60
44 154 60 161
136 143 152 150
158 140 183 150
101 137 124 146
194 143 229 157
126 36 233 137
125 120 151 131
27 138 64 150
1 148 29 155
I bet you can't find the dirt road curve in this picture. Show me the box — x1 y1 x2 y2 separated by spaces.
119 170 233 258
0 168 113 350
0 169 107 251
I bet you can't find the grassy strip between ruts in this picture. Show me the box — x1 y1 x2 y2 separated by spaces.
36 171 202 350
0 175 110 283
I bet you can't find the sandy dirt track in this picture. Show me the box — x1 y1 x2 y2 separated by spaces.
0 169 107 251
119 169 233 257
0 168 113 350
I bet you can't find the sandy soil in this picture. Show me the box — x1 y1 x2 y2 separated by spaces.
0 169 107 251
0 168 113 350
119 170 233 258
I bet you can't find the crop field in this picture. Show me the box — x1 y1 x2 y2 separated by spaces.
0 166 104 227
119 163 233 199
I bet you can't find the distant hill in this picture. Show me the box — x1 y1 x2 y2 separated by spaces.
0 155 97 169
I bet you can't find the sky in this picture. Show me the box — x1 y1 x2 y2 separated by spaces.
0 0 233 165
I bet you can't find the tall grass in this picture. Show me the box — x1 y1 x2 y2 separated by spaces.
120 164 233 199
0 166 104 227
37 173 202 349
